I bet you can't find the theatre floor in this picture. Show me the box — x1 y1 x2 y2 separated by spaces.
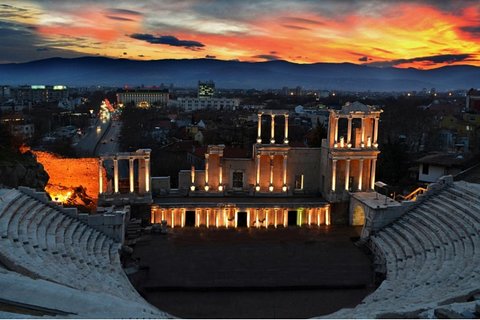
129 226 375 318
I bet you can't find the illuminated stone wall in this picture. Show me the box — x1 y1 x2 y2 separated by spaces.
32 150 106 205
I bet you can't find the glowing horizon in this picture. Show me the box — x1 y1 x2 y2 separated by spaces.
1 0 479 69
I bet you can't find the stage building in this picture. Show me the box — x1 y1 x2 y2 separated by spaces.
146 102 382 228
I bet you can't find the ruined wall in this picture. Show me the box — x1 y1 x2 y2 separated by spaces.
32 150 106 208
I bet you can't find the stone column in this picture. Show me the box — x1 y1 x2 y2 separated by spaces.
219 161 223 191
373 118 379 146
334 117 339 144
270 114 275 144
98 159 103 194
370 158 377 190
204 153 209 191
206 209 210 228
255 154 261 191
129 157 134 193
257 113 262 143
269 155 274 191
361 117 365 147
331 159 337 191
347 117 352 147
283 154 288 191
284 114 289 144
145 157 150 192
113 158 119 193
345 159 350 191
358 159 364 191
325 206 331 226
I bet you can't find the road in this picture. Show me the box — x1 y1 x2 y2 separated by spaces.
75 117 111 156
95 120 121 156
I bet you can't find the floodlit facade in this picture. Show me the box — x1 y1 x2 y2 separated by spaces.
320 101 383 202
198 80 215 98
146 102 383 228
116 88 169 108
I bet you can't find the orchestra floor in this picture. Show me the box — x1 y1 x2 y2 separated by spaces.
129 226 375 318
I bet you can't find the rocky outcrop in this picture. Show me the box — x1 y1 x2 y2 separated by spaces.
0 150 49 190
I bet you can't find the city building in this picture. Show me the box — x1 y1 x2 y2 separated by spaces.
198 80 215 98
145 102 382 228
116 88 169 108
176 97 240 111
13 85 68 103
0 114 34 139
466 88 480 112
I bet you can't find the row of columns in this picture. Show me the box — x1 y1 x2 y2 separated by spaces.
255 153 288 192
151 207 331 227
98 155 150 194
333 116 379 148
196 153 224 192
331 158 376 192
257 113 289 144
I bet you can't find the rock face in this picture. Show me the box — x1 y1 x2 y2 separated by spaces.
0 151 49 190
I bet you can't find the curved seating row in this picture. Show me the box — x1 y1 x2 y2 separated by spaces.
326 181 480 318
0 188 166 318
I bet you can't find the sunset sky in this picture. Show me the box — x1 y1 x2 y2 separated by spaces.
1 0 479 68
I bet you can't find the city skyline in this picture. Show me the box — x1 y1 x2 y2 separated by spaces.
1 0 479 69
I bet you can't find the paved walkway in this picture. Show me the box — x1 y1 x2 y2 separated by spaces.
130 226 374 318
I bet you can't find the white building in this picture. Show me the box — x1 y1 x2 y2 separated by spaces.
117 89 169 108
177 97 240 111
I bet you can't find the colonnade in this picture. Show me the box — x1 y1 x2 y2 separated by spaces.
331 115 379 148
151 206 331 228
98 149 151 195
255 152 288 192
257 111 289 144
330 157 376 192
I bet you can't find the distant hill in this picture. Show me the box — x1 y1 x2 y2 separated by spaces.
0 57 479 91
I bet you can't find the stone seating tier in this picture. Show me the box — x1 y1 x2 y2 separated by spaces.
0 189 147 305
325 181 480 318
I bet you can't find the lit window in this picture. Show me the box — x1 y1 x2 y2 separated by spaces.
295 174 304 190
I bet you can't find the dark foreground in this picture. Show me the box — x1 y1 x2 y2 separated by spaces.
129 226 374 318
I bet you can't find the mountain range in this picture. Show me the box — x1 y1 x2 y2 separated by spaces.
0 57 479 91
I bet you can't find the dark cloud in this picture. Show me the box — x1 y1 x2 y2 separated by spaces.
252 54 281 61
205 55 216 59
0 21 85 63
282 24 310 30
105 15 135 22
138 54 145 57
106 8 142 16
0 3 31 19
358 56 369 62
130 33 205 48
270 51 278 54
372 47 393 54
460 26 480 37
282 16 323 25
366 53 474 67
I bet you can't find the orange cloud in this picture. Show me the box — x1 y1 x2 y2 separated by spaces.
2 1 480 68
